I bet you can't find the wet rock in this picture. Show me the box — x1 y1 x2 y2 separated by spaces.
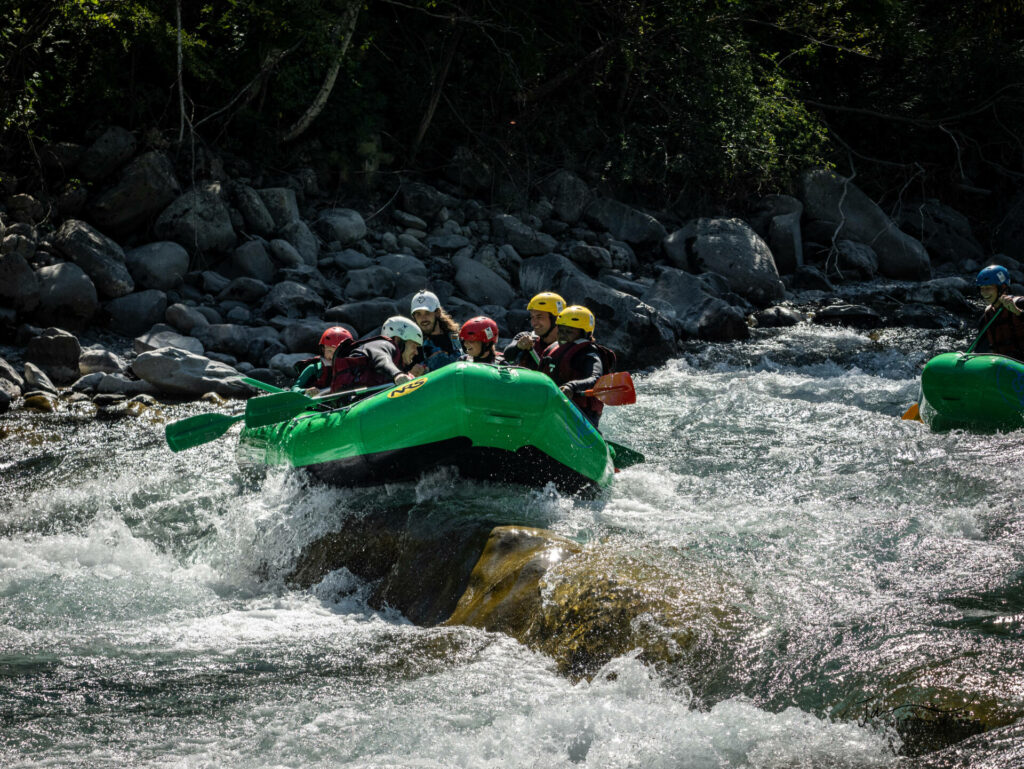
89 150 181 233
888 303 962 330
125 241 190 290
25 327 82 384
813 303 883 329
132 346 247 396
753 306 806 328
257 187 300 230
79 347 128 376
71 372 105 394
134 323 204 355
584 198 668 247
33 264 98 325
78 126 136 181
23 362 58 394
663 217 785 306
800 168 930 280
155 183 236 254
642 267 750 341
95 372 159 396
0 356 25 393
0 252 40 311
314 208 367 246
539 170 592 224
23 391 58 412
105 289 168 337
491 213 557 256
53 219 134 299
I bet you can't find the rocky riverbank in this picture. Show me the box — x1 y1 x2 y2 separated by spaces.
0 127 1014 414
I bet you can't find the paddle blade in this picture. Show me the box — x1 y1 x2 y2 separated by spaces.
607 440 645 469
585 372 636 406
244 391 312 428
901 403 922 422
165 413 243 452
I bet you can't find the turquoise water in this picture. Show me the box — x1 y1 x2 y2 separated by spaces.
1 324 1022 768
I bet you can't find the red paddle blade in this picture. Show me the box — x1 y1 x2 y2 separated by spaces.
585 372 636 406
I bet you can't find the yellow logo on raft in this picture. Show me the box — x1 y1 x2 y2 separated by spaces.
387 377 428 399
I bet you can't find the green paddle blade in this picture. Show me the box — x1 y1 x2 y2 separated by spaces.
239 376 287 394
244 391 313 428
607 440 645 469
165 413 244 452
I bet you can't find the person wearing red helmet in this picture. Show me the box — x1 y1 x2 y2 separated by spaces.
459 316 503 364
292 326 355 394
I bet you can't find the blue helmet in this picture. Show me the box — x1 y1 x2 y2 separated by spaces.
976 265 1011 287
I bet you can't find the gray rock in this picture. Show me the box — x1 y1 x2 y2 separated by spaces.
35 263 99 325
0 356 25 392
393 210 428 230
25 327 83 384
378 253 428 278
642 268 750 341
2 232 35 261
230 182 276 237
95 373 159 396
54 219 134 298
268 352 312 376
193 323 280 361
269 238 305 268
134 323 205 355
132 347 247 397
269 317 339 353
345 266 397 300
314 208 367 246
198 270 231 295
607 240 638 272
397 233 428 255
324 299 401 335
426 233 471 251
79 347 128 376
23 362 58 394
813 303 883 329
491 214 557 256
89 151 181 233
261 281 326 318
330 249 375 271
768 211 803 274
584 198 667 246
598 271 649 297
125 241 190 290
71 372 105 394
539 170 592 224
567 243 613 273
78 126 136 181
155 183 237 254
6 193 46 225
401 183 445 220
219 276 270 304
105 289 168 337
829 240 878 281
279 220 319 266
800 168 930 280
897 199 984 266
231 240 276 283
663 218 785 306
793 264 834 292
0 252 40 311
519 253 678 367
454 253 515 307
225 306 251 324
747 194 803 238
257 187 300 229
445 145 493 192
753 306 806 328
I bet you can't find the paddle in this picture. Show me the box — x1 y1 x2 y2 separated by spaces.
244 382 396 428
902 306 1003 421
585 372 636 405
607 439 645 468
165 412 244 452
239 376 287 394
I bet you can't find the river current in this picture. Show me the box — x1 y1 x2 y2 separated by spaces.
2 323 1022 768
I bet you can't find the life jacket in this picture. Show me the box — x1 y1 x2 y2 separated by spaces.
464 345 504 365
327 336 403 390
294 338 359 390
982 300 1024 361
541 339 616 418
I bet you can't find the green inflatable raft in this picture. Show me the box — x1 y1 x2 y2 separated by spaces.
236 361 616 491
919 351 1024 431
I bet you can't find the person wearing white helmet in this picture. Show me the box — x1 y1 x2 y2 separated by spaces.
324 316 423 389
410 289 463 371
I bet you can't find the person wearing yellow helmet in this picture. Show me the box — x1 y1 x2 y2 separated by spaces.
540 305 615 428
503 291 566 369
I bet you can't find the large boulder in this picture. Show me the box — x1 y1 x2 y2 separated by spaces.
132 347 247 396
193 323 280 361
453 252 515 307
218 276 270 304
584 198 668 246
519 253 677 367
279 220 319 266
125 241 190 290
345 266 397 301
229 182 276 237
538 169 592 224
642 268 750 341
230 240 276 283
54 219 134 298
35 262 99 325
261 281 326 318
0 252 40 311
78 126 136 181
89 150 181 233
25 327 83 384
897 198 985 266
800 168 931 279
491 214 557 256
257 187 300 229
79 347 128 376
401 182 446 220
663 217 785 306
134 323 205 355
768 210 803 274
105 289 168 337
154 183 237 254
164 303 210 335
314 208 367 246
324 299 401 335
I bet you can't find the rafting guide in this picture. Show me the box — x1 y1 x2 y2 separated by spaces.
504 292 566 369
975 264 1024 362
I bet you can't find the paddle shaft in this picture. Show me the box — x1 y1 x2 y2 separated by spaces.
965 306 1003 354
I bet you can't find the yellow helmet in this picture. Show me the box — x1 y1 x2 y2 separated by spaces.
557 305 595 333
526 292 566 316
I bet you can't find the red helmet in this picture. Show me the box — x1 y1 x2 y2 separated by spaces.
319 326 353 348
459 316 499 343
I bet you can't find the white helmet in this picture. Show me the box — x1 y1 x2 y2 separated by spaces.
382 316 423 345
411 290 440 314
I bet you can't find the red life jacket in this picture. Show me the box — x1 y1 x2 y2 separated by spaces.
542 340 616 418
295 339 360 391
328 336 404 390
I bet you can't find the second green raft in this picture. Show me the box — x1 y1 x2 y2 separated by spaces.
237 361 616 491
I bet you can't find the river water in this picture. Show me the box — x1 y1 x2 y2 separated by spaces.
2 323 1022 768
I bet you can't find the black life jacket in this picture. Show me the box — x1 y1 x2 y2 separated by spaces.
542 340 616 418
